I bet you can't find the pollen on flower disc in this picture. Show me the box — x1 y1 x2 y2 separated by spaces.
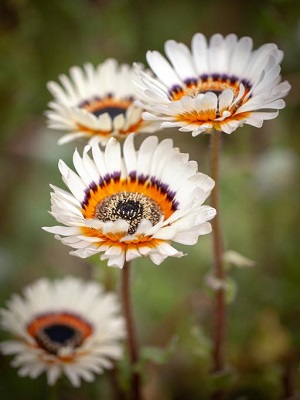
95 191 162 234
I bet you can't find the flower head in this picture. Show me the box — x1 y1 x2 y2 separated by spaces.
134 33 291 136
0 277 125 386
46 59 160 145
43 134 216 268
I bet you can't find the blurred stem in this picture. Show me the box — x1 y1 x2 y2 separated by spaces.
48 383 58 400
108 366 127 400
121 260 142 400
210 131 226 386
282 357 296 399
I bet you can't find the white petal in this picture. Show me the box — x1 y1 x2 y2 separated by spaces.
42 226 81 236
136 136 159 177
91 142 108 177
165 40 197 80
191 33 209 75
98 113 113 131
104 137 122 176
146 50 182 87
58 160 86 202
73 149 93 185
113 113 126 130
123 133 137 175
47 365 61 385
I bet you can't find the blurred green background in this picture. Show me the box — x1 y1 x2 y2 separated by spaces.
0 0 299 399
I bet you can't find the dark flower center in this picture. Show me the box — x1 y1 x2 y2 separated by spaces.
96 191 162 234
27 313 93 355
45 324 75 343
35 324 83 355
92 106 127 119
78 95 133 122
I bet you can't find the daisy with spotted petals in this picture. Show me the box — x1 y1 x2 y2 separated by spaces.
43 134 216 269
0 277 126 387
134 33 291 136
46 58 160 146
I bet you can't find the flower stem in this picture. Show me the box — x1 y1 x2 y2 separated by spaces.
108 366 127 400
210 131 226 376
48 383 58 400
121 260 142 400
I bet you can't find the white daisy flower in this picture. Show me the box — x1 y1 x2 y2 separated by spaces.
134 33 291 136
0 277 126 387
46 59 160 145
43 134 216 269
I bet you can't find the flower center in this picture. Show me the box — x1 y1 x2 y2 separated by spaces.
35 324 82 355
92 106 126 118
79 95 133 119
27 313 93 355
169 74 251 101
95 191 163 234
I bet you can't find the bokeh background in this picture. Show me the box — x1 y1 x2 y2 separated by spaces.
0 0 299 399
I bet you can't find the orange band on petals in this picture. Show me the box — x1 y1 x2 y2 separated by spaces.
82 178 175 221
27 313 93 340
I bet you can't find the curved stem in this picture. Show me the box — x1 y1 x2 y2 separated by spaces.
210 131 226 375
121 260 142 400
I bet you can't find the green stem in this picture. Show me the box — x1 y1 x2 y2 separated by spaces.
121 260 142 400
48 382 58 400
210 131 226 376
108 366 127 400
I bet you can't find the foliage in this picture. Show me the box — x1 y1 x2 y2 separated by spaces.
0 0 300 398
